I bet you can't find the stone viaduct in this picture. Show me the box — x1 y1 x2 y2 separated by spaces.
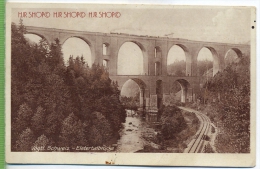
26 26 250 112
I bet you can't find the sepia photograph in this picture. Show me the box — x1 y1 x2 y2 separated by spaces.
5 3 256 166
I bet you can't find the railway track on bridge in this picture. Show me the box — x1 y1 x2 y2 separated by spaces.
179 107 211 153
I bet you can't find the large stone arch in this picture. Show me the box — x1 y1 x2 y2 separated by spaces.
24 31 52 47
223 47 245 68
167 43 191 76
25 28 50 40
224 48 243 65
174 79 191 103
61 36 95 66
117 40 147 75
61 36 92 46
24 32 45 40
225 47 243 58
196 46 220 76
120 78 149 109
130 78 147 90
26 27 63 43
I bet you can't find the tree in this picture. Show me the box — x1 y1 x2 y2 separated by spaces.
167 60 186 76
44 111 64 144
59 113 87 147
11 21 127 151
96 95 126 133
197 60 213 76
47 38 64 71
13 103 33 134
31 106 45 135
205 56 250 153
16 128 35 151
33 134 49 152
88 112 112 146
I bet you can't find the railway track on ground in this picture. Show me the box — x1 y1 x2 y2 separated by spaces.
179 107 211 153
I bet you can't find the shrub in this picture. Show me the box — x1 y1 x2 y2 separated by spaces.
160 106 187 140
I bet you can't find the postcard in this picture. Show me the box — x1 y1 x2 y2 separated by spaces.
5 3 256 166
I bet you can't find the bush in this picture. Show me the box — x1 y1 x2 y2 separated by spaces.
211 126 215 133
160 106 187 140
204 143 214 153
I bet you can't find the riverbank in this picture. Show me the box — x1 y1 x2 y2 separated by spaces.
137 108 200 153
115 111 163 153
115 107 203 153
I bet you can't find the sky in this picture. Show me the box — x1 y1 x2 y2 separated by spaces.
117 42 143 75
16 6 251 74
121 79 139 97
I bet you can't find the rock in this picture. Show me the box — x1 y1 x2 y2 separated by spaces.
129 122 132 125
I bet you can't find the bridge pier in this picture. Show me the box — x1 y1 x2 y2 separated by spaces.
143 93 158 123
144 89 150 110
188 88 193 102
181 92 186 103
139 89 144 107
149 94 158 111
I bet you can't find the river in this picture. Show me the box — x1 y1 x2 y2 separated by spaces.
115 110 145 152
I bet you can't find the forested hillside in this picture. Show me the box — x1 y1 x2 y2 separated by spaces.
120 92 140 110
11 21 126 151
203 55 250 153
167 60 186 76
167 59 213 77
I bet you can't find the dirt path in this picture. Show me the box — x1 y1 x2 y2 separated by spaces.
209 123 218 153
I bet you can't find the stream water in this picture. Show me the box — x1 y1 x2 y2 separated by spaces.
115 110 145 152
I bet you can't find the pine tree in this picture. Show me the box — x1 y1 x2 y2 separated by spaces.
16 128 35 151
59 113 87 147
33 134 49 152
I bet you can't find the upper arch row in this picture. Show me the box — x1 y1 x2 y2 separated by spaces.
26 31 249 60
27 30 249 57
25 28 250 76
